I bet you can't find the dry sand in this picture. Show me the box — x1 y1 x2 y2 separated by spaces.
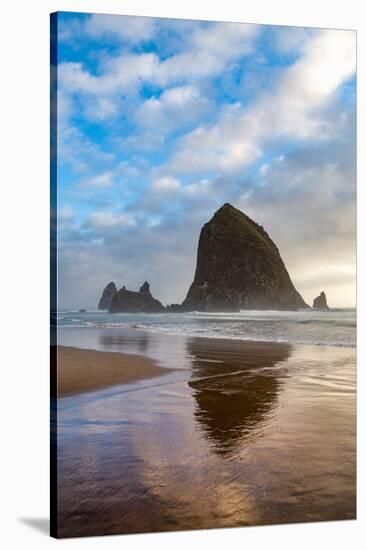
57 346 170 396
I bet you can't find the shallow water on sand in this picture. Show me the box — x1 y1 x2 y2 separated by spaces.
57 328 356 537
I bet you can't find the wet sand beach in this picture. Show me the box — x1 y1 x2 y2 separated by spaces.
57 346 171 396
56 328 356 537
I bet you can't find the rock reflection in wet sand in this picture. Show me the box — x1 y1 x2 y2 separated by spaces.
57 329 356 537
188 339 291 455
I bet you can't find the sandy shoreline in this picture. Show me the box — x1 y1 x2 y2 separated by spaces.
56 329 356 537
57 346 171 396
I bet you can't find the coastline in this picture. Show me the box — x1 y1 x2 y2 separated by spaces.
57 345 172 396
57 307 356 349
56 329 356 537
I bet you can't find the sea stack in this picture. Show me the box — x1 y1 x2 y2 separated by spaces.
98 282 117 310
182 203 308 312
109 281 165 313
313 291 329 310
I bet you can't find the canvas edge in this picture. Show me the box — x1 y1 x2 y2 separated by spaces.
50 10 59 540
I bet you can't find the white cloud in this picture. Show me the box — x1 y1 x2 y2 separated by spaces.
166 103 263 174
166 29 356 175
59 54 159 96
59 14 156 46
184 179 212 198
59 205 74 219
156 22 259 85
273 26 311 54
87 211 136 228
151 176 181 192
281 29 356 100
236 138 356 307
58 21 259 123
79 172 114 189
60 135 356 308
162 86 201 105
135 85 211 135
57 21 356 309
141 172 241 214
58 124 115 173
84 14 156 43
57 89 73 121
83 96 119 121
115 160 141 178
259 164 269 176
120 130 166 153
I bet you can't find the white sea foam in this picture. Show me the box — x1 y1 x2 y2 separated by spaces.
57 308 356 348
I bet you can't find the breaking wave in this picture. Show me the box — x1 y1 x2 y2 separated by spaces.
57 308 356 348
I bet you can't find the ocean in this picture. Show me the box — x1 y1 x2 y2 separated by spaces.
57 307 356 348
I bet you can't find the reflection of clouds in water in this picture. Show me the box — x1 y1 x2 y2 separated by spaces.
98 328 192 370
129 391 260 528
136 463 260 528
187 339 292 455
57 332 355 536
99 330 149 353
127 339 293 527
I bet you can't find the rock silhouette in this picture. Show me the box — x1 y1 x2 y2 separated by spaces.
313 291 329 309
182 203 308 312
188 339 292 455
98 282 117 310
109 281 165 313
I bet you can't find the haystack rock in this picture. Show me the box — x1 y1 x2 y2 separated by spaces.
313 291 329 310
98 282 117 310
181 203 309 312
109 281 165 313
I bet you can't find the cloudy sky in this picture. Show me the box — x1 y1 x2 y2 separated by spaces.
56 12 356 309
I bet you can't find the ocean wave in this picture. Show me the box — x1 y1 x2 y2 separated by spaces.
187 311 356 324
56 320 356 347
297 319 356 328
59 309 103 315
125 323 356 348
56 309 356 349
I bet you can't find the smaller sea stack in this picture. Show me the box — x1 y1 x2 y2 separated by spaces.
98 282 117 310
313 291 329 310
108 281 165 313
